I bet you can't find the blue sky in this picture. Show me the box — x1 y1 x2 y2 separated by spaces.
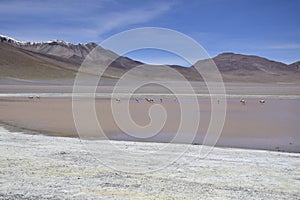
0 0 299 64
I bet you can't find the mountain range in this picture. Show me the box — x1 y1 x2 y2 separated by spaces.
0 35 299 83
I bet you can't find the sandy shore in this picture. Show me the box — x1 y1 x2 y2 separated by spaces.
0 95 299 152
0 126 299 199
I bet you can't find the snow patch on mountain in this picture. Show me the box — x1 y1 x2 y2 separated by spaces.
0 35 88 47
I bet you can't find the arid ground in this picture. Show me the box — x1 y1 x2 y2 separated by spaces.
0 126 299 199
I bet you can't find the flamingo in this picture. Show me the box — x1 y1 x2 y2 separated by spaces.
240 98 246 105
259 99 265 104
28 95 40 100
145 98 154 103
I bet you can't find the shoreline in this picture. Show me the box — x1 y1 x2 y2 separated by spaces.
1 81 300 96
1 92 300 99
0 122 299 154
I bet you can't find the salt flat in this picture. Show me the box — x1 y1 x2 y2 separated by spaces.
0 126 299 199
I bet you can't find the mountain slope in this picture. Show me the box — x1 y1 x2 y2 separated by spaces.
0 35 97 63
289 61 300 71
193 53 300 82
0 42 79 80
213 53 290 74
0 35 299 83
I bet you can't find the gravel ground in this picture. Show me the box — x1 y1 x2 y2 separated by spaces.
0 126 299 199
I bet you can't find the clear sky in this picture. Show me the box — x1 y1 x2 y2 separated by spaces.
0 0 299 65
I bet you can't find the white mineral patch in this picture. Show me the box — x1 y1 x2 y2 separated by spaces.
0 126 299 199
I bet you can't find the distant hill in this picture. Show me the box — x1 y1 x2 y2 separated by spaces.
208 53 300 82
0 35 299 83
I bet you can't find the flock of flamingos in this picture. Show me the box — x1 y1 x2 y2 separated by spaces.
27 95 265 105
240 98 265 105
115 97 266 105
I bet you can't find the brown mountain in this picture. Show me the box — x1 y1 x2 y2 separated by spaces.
0 35 299 83
0 42 78 80
0 35 200 81
208 53 300 82
289 61 300 71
